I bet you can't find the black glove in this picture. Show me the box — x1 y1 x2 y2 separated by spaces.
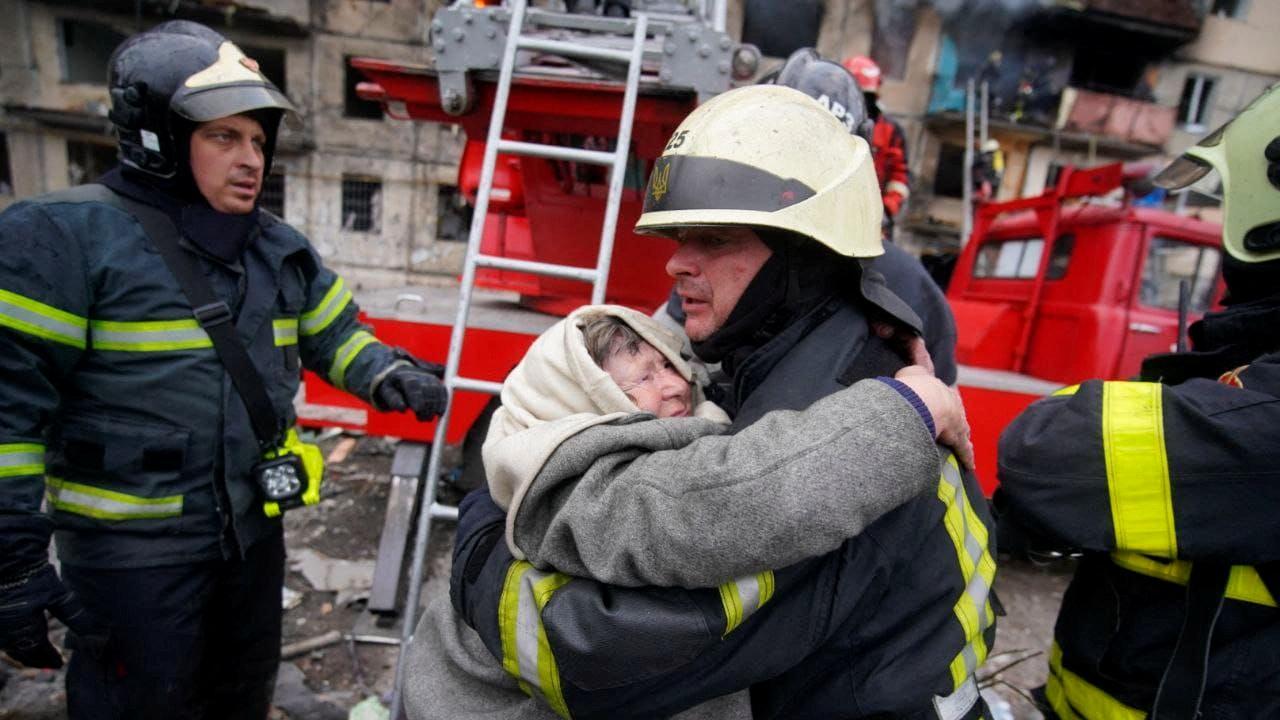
0 563 103 669
374 362 448 421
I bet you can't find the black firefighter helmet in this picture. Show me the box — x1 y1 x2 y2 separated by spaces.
771 48 875 143
107 20 297 180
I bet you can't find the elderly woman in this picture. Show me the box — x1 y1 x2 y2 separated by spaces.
404 304 962 720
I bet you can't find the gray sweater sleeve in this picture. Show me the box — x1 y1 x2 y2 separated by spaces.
513 379 943 588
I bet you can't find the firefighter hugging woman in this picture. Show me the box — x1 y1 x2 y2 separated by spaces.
0 21 448 719
404 85 994 720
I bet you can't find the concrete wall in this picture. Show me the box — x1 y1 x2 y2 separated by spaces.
1181 2 1280 76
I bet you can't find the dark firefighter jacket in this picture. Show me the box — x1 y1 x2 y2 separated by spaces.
452 295 997 719
998 299 1280 719
0 184 399 572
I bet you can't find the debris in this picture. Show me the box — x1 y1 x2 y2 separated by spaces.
290 548 375 594
335 587 370 608
281 630 345 660
327 436 359 464
348 695 389 720
282 585 304 611
271 661 347 720
320 602 334 615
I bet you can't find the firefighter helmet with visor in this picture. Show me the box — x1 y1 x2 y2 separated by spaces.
635 85 883 259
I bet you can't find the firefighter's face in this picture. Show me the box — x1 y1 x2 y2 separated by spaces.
665 227 772 342
602 340 692 418
189 113 266 215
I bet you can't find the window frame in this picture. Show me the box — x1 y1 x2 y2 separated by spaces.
1138 237 1221 313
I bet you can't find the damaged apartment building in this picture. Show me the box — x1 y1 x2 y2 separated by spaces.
2 0 1278 285
0 0 470 288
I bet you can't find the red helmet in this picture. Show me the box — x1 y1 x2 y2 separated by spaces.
842 55 882 93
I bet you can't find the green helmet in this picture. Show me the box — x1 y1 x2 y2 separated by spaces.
1155 82 1280 264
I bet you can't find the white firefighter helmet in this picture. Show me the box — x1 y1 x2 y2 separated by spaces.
1154 81 1280 263
634 84 884 259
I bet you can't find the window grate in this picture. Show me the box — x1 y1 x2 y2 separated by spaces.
260 172 286 218
341 175 382 233
435 185 472 242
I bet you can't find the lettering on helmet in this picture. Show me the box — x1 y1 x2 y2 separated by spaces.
650 159 671 202
816 94 856 134
664 130 688 152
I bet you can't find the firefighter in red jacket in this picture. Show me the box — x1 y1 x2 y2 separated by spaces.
997 83 1280 718
844 56 910 227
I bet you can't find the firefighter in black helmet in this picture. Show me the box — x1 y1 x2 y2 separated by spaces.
998 82 1280 718
0 21 446 718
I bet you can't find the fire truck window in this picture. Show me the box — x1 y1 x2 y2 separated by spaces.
1140 238 1221 312
974 238 1043 279
1045 234 1075 280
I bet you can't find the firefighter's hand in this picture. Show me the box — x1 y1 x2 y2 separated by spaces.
894 365 975 471
0 563 103 669
872 322 935 375
374 365 448 421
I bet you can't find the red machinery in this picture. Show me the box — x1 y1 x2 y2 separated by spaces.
949 163 1223 491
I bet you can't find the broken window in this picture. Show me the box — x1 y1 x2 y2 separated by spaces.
260 171 285 218
933 143 966 199
1177 73 1215 131
436 185 472 243
344 56 384 120
59 19 128 84
66 140 117 186
341 175 381 233
0 133 11 196
241 44 287 94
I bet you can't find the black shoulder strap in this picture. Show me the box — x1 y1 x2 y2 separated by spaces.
112 192 282 449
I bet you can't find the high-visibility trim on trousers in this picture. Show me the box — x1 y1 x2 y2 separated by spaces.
718 571 775 636
937 454 996 691
0 288 88 348
1046 642 1146 720
499 560 573 719
300 277 352 337
0 443 44 478
1111 551 1276 607
46 477 183 520
1102 382 1177 558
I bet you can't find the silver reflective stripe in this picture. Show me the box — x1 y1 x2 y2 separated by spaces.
938 455 996 689
513 567 546 690
90 319 212 351
500 561 572 717
719 571 775 635
0 289 88 348
273 318 299 346
0 443 44 477
300 278 353 336
47 477 183 520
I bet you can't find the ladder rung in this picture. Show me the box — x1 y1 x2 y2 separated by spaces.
495 138 616 166
450 376 504 395
429 502 458 521
516 36 633 64
474 254 599 282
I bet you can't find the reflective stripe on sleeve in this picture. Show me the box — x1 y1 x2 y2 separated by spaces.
1102 382 1177 557
886 180 911 199
91 318 213 352
937 454 996 691
1053 384 1081 397
0 443 45 478
273 317 298 346
499 560 572 719
0 288 88 349
300 277 353 337
46 477 182 520
329 330 378 390
718 571 775 636
1046 642 1146 720
1111 551 1276 607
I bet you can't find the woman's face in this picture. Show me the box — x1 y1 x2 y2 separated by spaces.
602 341 693 418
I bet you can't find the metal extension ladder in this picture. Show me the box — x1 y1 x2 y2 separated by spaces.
389 1 650 713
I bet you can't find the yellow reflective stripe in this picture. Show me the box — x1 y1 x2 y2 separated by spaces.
1046 642 1146 720
0 443 44 478
273 317 298 346
330 330 378 390
497 560 573 718
937 454 996 690
300 277 352 337
1111 551 1276 607
718 571 775 636
1102 382 1177 557
0 288 88 348
46 477 182 520
91 318 213 351
1053 384 1081 397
